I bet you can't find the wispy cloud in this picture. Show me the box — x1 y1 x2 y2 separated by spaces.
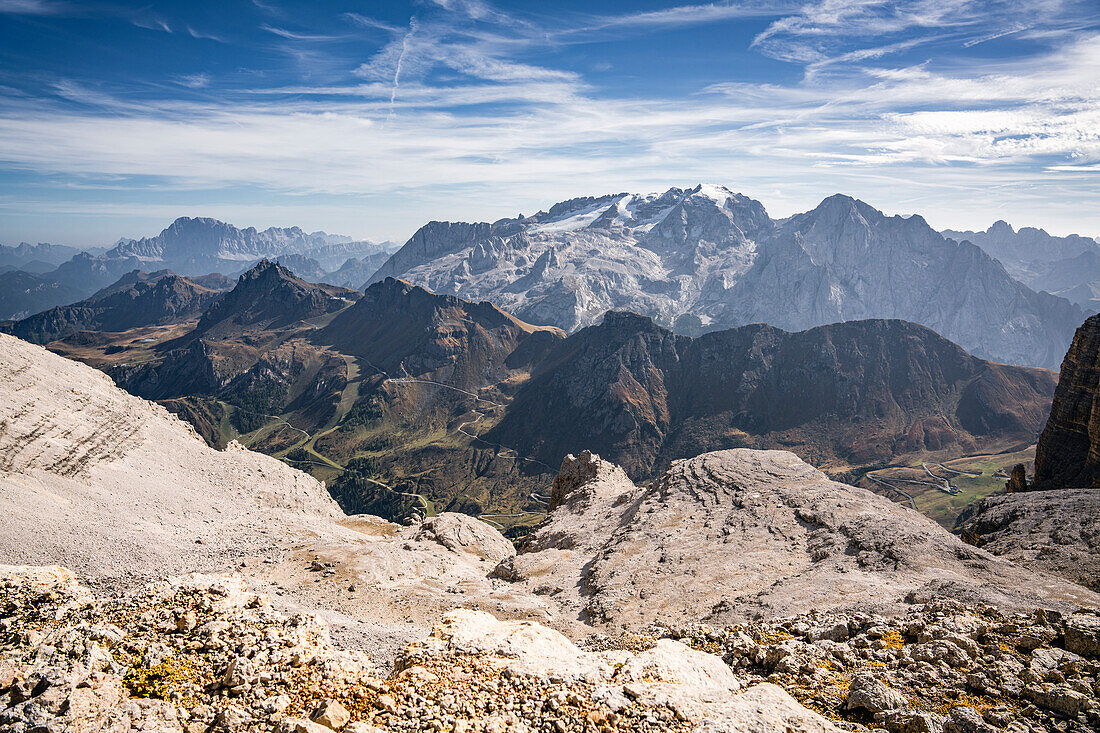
0 0 72 15
2 0 1099 242
584 2 799 31
260 24 344 41
174 73 211 89
186 26 225 43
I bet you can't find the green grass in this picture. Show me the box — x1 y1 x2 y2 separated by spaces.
867 447 1035 528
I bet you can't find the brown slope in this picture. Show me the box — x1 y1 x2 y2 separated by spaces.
193 259 356 338
487 312 1056 479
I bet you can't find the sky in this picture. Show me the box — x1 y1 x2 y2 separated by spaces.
0 0 1098 246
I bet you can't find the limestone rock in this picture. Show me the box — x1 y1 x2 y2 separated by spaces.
1033 313 1100 489
415 512 515 563
956 488 1100 590
846 672 906 713
504 449 1099 627
310 699 350 730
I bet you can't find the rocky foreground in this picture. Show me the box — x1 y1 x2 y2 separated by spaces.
1 565 835 733
4 565 1099 733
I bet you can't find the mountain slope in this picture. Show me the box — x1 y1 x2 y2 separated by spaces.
488 312 1056 479
3 269 228 344
369 186 1079 368
0 331 341 585
0 269 85 320
321 277 563 390
325 252 392 288
192 259 355 338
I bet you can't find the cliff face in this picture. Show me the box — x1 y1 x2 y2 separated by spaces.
1032 314 1100 490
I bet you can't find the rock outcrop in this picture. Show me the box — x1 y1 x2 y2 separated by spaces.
0 331 342 585
496 450 1098 627
956 489 1100 591
489 313 1057 478
0 332 552 657
954 314 1100 593
1033 313 1100 490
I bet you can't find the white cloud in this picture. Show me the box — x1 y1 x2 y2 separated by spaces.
175 73 211 89
0 0 71 14
2 0 1098 242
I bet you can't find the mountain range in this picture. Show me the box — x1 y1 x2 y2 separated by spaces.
109 217 395 274
368 185 1083 370
0 218 398 320
488 312 1056 478
5 258 1061 533
943 220 1100 310
2 269 231 345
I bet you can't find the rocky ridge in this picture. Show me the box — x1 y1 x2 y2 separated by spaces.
3 270 228 345
489 313 1057 477
1032 313 1100 490
943 220 1100 310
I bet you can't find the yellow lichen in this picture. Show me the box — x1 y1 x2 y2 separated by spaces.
881 631 905 650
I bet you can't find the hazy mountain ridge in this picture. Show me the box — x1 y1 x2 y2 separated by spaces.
110 216 394 274
0 218 397 320
2 270 230 345
370 186 1081 369
944 220 1100 311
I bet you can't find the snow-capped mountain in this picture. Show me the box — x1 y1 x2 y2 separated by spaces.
368 184 772 333
368 185 1082 370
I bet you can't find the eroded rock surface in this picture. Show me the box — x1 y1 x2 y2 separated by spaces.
956 489 1100 591
499 450 1098 627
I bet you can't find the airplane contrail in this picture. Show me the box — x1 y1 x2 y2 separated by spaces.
387 18 418 122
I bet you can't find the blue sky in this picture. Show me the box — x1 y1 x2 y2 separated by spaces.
0 0 1098 245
